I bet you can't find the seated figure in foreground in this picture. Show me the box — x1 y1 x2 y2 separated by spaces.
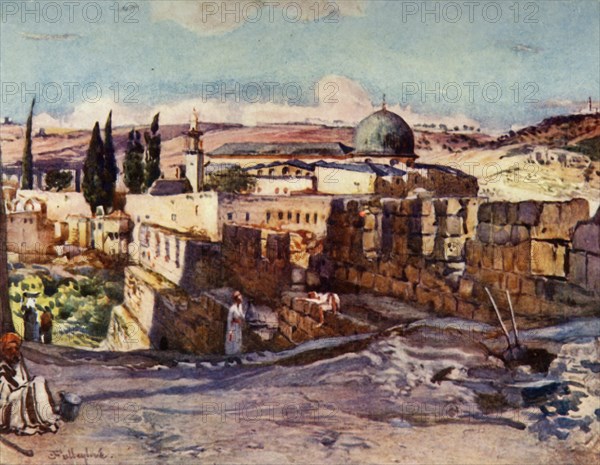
0 333 61 435
306 291 341 326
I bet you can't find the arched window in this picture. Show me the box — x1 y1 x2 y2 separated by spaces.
282 167 289 175
257 170 263 176
269 169 275 176
295 170 302 176
275 187 280 194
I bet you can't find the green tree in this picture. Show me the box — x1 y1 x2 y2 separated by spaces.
21 98 35 190
0 144 16 334
103 110 118 205
144 113 161 189
45 169 73 191
123 129 145 194
82 122 108 215
205 166 256 194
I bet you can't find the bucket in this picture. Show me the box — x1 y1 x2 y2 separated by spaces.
59 392 82 422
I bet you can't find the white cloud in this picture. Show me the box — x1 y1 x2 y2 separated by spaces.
37 75 480 131
151 0 366 36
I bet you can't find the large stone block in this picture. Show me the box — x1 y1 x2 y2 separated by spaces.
502 246 515 272
347 267 360 285
477 223 493 243
491 203 509 225
572 223 600 254
438 215 463 237
493 225 511 245
373 275 392 294
478 203 492 223
532 200 590 241
569 252 587 288
481 245 495 269
517 201 541 226
531 240 566 277
587 254 600 293
391 280 414 300
360 271 375 288
505 273 520 294
510 225 530 245
404 264 420 283
493 246 504 271
514 241 532 274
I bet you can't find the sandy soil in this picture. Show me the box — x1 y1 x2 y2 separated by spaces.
2 319 598 465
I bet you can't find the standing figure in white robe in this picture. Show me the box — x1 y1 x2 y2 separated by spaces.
0 333 61 435
225 291 245 355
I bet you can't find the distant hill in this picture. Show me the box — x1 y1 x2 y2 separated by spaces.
494 113 600 153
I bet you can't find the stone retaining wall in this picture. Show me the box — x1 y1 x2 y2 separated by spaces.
222 224 292 303
315 197 599 323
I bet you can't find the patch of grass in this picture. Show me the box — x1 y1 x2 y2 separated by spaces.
563 136 600 161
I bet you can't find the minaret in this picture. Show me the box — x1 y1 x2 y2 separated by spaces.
184 107 204 193
382 94 387 111
589 97 592 113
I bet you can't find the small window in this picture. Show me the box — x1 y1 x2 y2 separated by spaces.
282 167 289 175
287 212 292 220
155 233 161 257
171 214 177 221
227 212 233 221
278 211 283 220
313 213 318 224
296 213 300 224
266 212 271 222
175 239 180 268
245 212 250 221
275 188 280 194
283 188 288 194
305 213 310 223
165 238 170 261
269 169 275 176
257 170 263 176
295 170 302 176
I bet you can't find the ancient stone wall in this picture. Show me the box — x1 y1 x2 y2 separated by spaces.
460 199 596 319
316 197 599 323
277 292 373 344
222 224 292 303
113 266 229 354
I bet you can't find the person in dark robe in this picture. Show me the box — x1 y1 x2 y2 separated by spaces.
22 306 36 342
40 309 53 344
0 333 61 434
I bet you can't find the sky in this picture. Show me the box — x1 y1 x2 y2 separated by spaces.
0 0 598 131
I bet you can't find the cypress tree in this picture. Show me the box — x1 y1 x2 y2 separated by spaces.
144 113 161 189
21 98 35 190
82 122 107 215
0 144 16 334
103 110 118 205
123 129 145 194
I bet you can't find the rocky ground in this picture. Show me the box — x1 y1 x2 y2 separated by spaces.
2 314 598 465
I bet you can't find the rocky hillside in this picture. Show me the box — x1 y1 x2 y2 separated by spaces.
494 114 600 155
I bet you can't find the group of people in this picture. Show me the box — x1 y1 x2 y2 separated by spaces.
21 294 53 344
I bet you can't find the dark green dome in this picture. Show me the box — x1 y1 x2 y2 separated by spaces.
354 109 415 156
